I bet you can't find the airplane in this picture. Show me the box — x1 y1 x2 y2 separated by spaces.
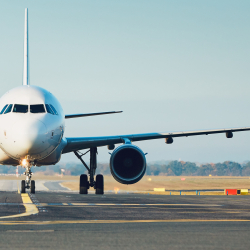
0 8 249 194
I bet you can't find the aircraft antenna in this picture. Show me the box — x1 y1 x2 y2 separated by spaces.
23 8 29 85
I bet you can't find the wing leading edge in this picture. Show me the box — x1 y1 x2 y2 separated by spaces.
62 126 250 154
65 111 122 119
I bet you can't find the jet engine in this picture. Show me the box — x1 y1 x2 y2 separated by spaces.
110 144 146 184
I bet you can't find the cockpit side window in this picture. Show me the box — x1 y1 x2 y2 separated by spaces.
0 105 8 114
4 104 13 114
49 105 58 115
13 104 28 113
45 104 54 115
30 104 45 113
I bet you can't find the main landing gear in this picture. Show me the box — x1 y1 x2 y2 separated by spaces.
74 147 104 195
21 162 35 194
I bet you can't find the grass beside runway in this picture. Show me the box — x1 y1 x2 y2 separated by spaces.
140 191 226 195
59 176 250 194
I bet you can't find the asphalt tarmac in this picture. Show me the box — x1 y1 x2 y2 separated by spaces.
0 182 250 249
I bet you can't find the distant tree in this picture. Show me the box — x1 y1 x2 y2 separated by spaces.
160 164 170 174
96 163 110 175
146 164 160 176
169 161 183 176
242 162 250 176
166 167 175 176
0 165 13 174
0 159 249 177
213 163 225 176
182 162 198 176
223 161 242 176
67 164 87 176
197 164 213 176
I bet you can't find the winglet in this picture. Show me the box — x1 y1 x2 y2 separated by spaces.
23 8 29 85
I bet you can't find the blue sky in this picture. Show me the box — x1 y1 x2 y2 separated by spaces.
0 1 250 163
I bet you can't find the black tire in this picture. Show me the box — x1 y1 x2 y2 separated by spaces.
21 180 26 193
79 174 88 194
95 174 104 195
31 180 35 194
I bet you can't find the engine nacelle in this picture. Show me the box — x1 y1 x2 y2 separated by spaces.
110 144 146 184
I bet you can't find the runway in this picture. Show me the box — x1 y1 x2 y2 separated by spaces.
0 180 69 192
0 186 249 250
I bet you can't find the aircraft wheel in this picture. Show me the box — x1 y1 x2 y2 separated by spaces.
80 174 88 194
31 180 35 194
21 180 26 193
95 174 104 195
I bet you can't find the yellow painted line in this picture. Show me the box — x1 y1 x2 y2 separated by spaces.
59 183 71 191
62 203 68 206
0 193 39 220
17 181 20 194
0 219 250 225
41 181 49 191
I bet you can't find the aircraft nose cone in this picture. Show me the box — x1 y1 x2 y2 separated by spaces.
9 117 47 158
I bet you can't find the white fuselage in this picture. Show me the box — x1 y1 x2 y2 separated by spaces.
0 85 65 166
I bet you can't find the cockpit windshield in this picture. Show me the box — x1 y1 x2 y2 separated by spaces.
0 104 8 114
4 104 13 114
13 104 28 113
30 104 45 113
45 104 54 114
0 103 57 115
45 104 58 115
50 105 58 115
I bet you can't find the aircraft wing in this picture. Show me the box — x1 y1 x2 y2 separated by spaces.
62 126 250 153
65 111 122 119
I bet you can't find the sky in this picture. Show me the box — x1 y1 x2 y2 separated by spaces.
0 0 250 163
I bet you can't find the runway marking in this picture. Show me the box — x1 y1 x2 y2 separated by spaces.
29 194 48 213
177 211 242 214
0 194 38 220
41 181 50 191
0 219 250 225
6 230 54 233
17 181 20 194
35 203 222 207
0 203 220 207
59 182 71 191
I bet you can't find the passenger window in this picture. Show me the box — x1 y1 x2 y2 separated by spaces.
0 105 8 114
13 104 28 113
30 104 45 113
45 104 54 115
4 104 13 114
50 105 58 115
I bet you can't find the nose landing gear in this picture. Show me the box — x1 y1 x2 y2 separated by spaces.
20 162 35 194
74 147 104 195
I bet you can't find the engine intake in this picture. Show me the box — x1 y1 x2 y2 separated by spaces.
110 144 146 184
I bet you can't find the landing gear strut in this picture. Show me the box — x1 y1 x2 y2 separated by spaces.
74 147 104 195
21 162 35 194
